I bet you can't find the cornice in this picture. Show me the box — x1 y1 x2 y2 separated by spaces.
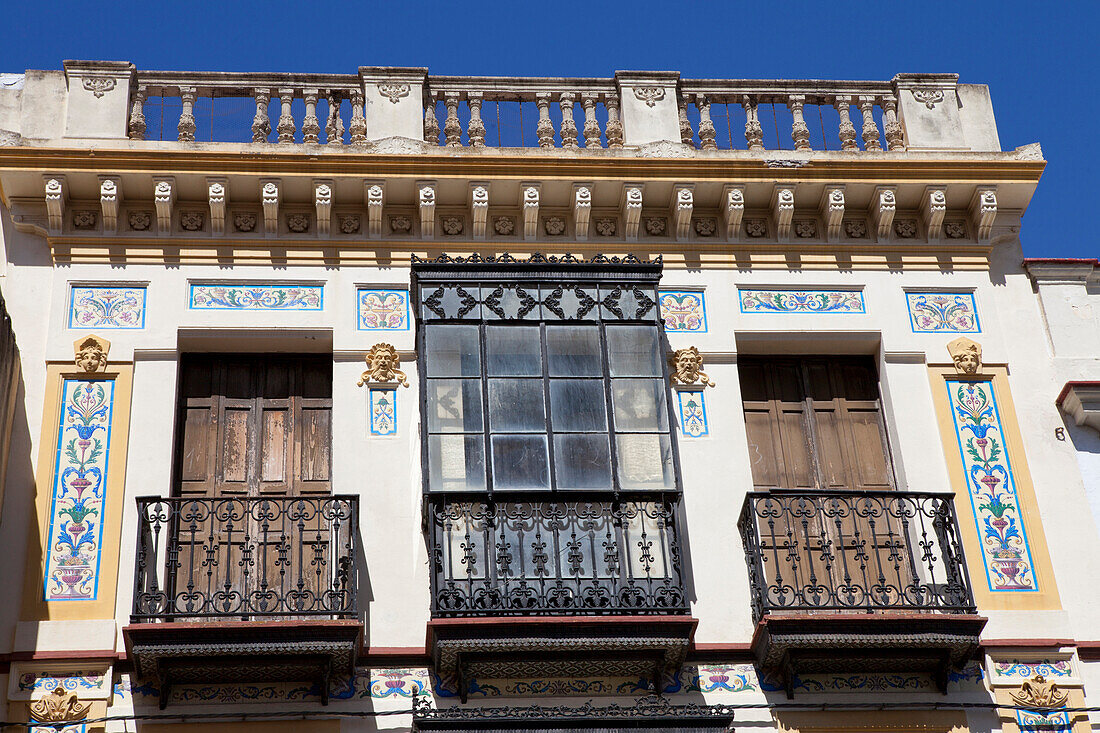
0 146 1047 184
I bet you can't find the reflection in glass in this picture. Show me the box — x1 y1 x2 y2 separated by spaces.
488 379 546 432
428 434 486 491
607 325 661 376
491 435 550 489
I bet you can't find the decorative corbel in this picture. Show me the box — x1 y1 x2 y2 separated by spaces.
418 181 437 238
365 181 384 238
152 176 175 236
721 184 745 240
671 184 694 240
870 185 896 239
260 179 280 235
771 185 795 240
669 347 715 388
98 176 121 234
357 343 409 388
206 177 227 235
44 175 67 234
1010 675 1069 710
521 183 540 240
947 336 982 375
820 185 845 241
470 182 490 238
73 334 111 373
29 686 92 725
573 183 592 240
621 183 644 240
921 185 947 240
313 179 333 235
970 186 997 241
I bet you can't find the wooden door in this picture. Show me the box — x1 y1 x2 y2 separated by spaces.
739 357 910 608
172 354 333 616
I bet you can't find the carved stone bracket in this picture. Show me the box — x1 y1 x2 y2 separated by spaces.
771 185 795 241
970 186 997 241
520 183 540 240
29 686 91 724
669 347 715 389
621 183 644 240
573 183 592 240
206 177 227 235
1011 675 1069 710
671 184 693 240
870 185 897 240
721 184 745 240
922 185 947 240
470 182 490 238
152 176 175 236
820 185 845 241
418 181 437 239
260 179 280 235
44 175 66 234
314 179 333 235
365 181 384 238
358 343 409 388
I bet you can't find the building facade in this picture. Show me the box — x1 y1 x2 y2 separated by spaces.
0 61 1096 733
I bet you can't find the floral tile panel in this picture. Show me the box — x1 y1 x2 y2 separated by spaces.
190 284 323 310
358 288 410 330
906 291 980 333
739 289 865 313
69 286 146 329
659 291 706 332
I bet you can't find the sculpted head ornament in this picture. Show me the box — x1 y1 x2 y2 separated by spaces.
947 336 982 375
669 346 715 388
358 343 409 388
73 334 110 373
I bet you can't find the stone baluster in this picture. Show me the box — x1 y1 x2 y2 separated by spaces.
581 93 601 148
177 86 197 142
559 93 578 148
605 93 624 149
858 96 882 151
276 88 296 143
696 94 717 150
467 93 486 147
349 89 367 144
788 94 811 150
883 94 905 151
325 91 343 145
743 96 764 150
302 89 321 144
443 93 462 147
252 88 271 143
535 93 555 148
678 98 693 145
424 93 440 144
834 95 857 151
127 85 147 140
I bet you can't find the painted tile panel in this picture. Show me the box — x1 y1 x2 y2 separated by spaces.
739 289 865 313
946 379 1038 592
676 390 708 437
1016 710 1070 732
189 284 323 310
69 286 146 329
658 291 706 332
907 291 980 332
369 388 397 436
358 288 410 330
44 380 115 601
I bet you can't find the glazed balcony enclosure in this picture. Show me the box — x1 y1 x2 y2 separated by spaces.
738 490 985 696
124 495 362 707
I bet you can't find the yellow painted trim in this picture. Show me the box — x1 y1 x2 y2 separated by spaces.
22 362 133 622
777 710 968 733
928 365 1061 611
140 722 341 733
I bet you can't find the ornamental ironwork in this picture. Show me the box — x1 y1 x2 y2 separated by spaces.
132 495 359 620
738 490 976 620
412 693 734 725
428 499 688 617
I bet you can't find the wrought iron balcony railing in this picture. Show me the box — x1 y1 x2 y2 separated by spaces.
738 490 976 620
132 495 359 621
428 498 688 617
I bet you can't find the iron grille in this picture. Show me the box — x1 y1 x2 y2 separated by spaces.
132 495 359 621
738 490 976 620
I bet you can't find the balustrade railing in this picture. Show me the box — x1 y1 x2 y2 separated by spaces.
428 498 688 616
132 495 359 621
738 490 975 621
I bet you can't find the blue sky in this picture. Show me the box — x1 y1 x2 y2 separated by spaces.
2 1 1095 258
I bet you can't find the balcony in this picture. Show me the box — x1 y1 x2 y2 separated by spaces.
124 495 361 707
425 498 695 701
738 490 985 697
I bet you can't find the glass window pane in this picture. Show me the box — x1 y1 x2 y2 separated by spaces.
428 435 486 491
611 378 669 431
487 326 542 375
550 380 607 432
427 379 483 433
615 434 675 490
546 325 602 376
607 325 662 376
554 434 612 490
488 379 546 432
425 325 480 377
491 435 550 490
